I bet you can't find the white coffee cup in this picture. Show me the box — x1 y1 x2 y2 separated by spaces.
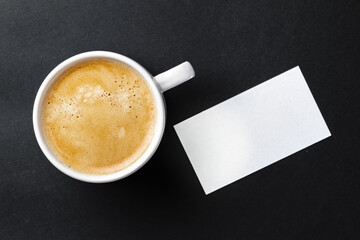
33 51 195 183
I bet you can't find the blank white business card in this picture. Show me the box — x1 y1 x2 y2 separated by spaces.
174 66 331 194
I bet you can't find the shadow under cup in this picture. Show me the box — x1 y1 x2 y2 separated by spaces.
33 52 166 183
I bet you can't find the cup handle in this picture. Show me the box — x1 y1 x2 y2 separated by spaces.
154 61 195 92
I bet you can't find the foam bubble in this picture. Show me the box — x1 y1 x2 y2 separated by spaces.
118 127 126 139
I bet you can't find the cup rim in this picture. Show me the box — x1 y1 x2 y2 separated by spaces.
33 51 166 183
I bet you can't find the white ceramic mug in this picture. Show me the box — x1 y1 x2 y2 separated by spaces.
33 51 195 183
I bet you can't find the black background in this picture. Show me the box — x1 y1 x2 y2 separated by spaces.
1 0 359 239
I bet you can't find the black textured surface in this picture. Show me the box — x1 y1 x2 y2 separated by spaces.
1 0 360 239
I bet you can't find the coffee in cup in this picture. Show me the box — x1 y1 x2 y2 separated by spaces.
42 60 156 175
34 51 195 182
